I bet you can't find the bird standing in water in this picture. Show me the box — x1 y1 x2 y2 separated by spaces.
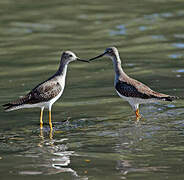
89 47 177 120
3 51 89 129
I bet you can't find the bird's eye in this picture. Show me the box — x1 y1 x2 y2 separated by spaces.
69 54 73 58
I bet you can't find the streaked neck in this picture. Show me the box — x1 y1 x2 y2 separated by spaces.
55 60 69 80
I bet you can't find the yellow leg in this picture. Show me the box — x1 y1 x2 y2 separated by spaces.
40 108 44 129
135 109 141 121
49 110 53 130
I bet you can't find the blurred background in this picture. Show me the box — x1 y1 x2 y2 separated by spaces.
0 0 184 179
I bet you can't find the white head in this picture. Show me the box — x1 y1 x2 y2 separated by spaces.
104 47 119 59
61 51 89 63
89 47 120 61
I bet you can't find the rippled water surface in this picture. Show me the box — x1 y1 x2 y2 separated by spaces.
1 0 184 179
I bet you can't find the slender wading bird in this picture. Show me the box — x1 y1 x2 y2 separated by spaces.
89 47 178 120
3 51 89 129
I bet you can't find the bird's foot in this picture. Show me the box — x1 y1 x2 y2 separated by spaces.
135 109 141 121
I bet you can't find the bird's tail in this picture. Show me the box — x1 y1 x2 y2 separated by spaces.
2 95 29 112
160 95 179 102
2 103 22 112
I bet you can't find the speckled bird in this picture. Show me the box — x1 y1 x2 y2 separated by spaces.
3 51 89 129
89 47 177 120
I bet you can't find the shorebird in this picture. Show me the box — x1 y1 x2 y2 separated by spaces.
89 47 177 120
3 51 89 129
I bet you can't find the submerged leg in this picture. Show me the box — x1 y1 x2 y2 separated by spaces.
40 107 44 129
49 107 53 130
49 110 53 139
49 128 53 139
40 128 44 139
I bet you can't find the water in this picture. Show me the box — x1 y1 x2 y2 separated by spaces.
1 0 184 179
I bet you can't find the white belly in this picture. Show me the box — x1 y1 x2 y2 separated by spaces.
116 90 158 110
49 90 63 107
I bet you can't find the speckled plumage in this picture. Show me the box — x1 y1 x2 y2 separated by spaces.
89 47 178 120
3 80 62 110
3 51 88 112
115 79 174 101
3 51 89 130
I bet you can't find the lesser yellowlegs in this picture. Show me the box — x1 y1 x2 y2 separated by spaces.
3 51 89 129
89 47 177 120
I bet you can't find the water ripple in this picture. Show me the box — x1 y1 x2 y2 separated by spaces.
172 43 184 49
110 24 126 36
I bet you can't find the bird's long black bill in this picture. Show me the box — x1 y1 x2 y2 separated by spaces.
77 58 90 63
89 52 106 61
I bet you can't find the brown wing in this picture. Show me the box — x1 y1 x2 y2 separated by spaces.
3 80 62 107
27 81 62 104
116 76 175 101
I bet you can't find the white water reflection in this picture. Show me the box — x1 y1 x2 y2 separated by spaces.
17 137 79 177
41 138 78 176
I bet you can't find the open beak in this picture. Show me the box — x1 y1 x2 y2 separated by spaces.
77 58 90 63
88 52 107 61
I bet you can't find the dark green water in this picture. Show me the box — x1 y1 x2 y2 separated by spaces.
1 0 184 179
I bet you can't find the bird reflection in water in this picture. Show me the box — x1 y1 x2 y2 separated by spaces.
36 132 78 177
